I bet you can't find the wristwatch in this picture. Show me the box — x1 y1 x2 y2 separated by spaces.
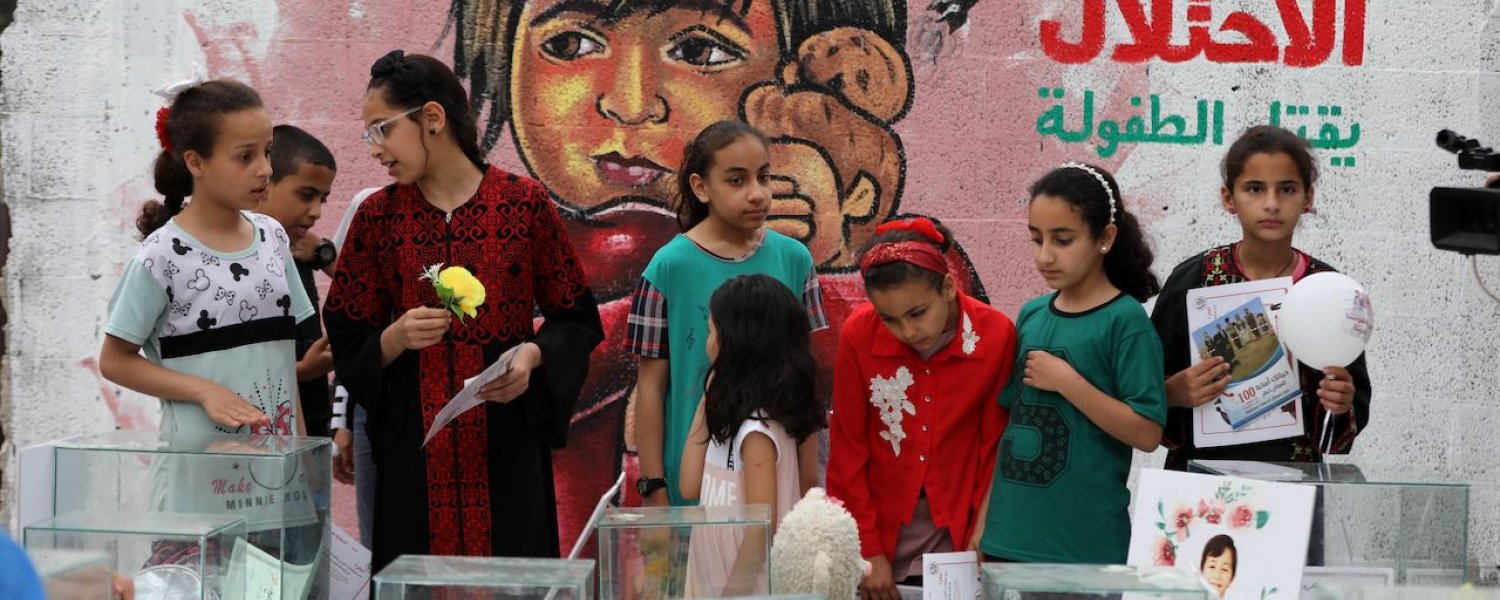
310 239 338 270
636 477 667 497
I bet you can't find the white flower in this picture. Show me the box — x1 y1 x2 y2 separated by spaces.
869 367 917 455
961 311 980 356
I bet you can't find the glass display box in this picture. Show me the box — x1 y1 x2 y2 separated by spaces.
719 596 822 600
25 510 246 600
49 430 331 600
1189 460 1470 584
596 504 771 600
29 548 113 600
981 563 1210 599
373 555 595 600
1302 584 1500 599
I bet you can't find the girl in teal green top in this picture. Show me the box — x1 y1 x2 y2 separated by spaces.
627 121 828 507
979 163 1168 564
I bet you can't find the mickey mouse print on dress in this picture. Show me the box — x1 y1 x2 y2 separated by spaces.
104 211 315 436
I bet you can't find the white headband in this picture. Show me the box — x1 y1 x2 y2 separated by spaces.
1059 162 1117 224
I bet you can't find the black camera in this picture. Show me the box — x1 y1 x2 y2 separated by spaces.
1430 130 1500 255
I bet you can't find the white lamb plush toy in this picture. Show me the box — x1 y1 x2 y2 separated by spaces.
770 487 870 600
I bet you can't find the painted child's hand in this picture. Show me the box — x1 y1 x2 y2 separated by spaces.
1022 350 1082 393
195 383 270 430
1318 366 1356 415
1165 357 1230 408
479 343 541 404
742 26 911 266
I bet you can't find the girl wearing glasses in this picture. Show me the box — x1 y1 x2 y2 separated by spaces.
324 50 605 570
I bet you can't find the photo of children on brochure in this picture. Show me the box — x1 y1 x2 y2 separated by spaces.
1189 297 1301 429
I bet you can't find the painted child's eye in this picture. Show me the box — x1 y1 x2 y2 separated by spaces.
541 31 604 61
667 34 744 68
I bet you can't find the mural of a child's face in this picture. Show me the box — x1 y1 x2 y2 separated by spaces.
509 0 780 214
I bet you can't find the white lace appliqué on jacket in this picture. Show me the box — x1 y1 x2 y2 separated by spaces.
869 366 917 455
961 311 979 356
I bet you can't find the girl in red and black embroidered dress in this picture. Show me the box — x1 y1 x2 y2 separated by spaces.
324 51 603 570
1150 126 1370 471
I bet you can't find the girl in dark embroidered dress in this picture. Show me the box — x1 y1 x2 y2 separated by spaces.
324 51 603 569
1150 125 1371 471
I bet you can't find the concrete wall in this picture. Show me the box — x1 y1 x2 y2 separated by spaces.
2 0 1496 572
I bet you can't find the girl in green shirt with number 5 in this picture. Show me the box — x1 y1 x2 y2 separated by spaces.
979 163 1168 564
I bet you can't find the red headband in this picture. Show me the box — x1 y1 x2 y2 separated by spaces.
860 242 948 276
155 106 172 154
875 217 944 245
860 218 949 276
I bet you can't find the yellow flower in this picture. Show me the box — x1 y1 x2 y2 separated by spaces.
438 266 486 316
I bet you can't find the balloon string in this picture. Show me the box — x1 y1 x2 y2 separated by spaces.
1319 411 1334 455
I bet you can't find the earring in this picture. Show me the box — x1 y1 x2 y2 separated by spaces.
1100 246 1109 253
429 129 436 135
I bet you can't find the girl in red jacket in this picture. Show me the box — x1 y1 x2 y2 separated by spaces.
827 218 1017 600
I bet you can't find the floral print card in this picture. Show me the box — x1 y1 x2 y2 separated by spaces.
1127 469 1315 600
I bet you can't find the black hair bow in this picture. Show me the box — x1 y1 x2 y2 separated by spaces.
370 50 426 90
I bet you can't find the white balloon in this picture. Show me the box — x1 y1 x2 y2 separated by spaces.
1276 272 1375 369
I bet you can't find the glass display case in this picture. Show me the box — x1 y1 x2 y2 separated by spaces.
1189 460 1469 584
596 504 771 600
49 430 331 599
24 510 246 600
980 563 1210 599
1301 584 1500 599
373 555 595 600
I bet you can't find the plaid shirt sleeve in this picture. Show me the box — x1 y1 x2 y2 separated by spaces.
626 278 669 357
803 270 829 332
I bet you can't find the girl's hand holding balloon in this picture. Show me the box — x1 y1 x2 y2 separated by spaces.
1317 366 1356 415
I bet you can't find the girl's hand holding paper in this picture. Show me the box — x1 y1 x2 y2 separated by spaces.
478 342 541 404
1166 356 1231 409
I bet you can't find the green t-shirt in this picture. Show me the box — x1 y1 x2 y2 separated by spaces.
980 292 1167 563
630 231 822 506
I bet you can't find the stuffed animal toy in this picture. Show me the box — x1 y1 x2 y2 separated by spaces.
770 488 869 600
